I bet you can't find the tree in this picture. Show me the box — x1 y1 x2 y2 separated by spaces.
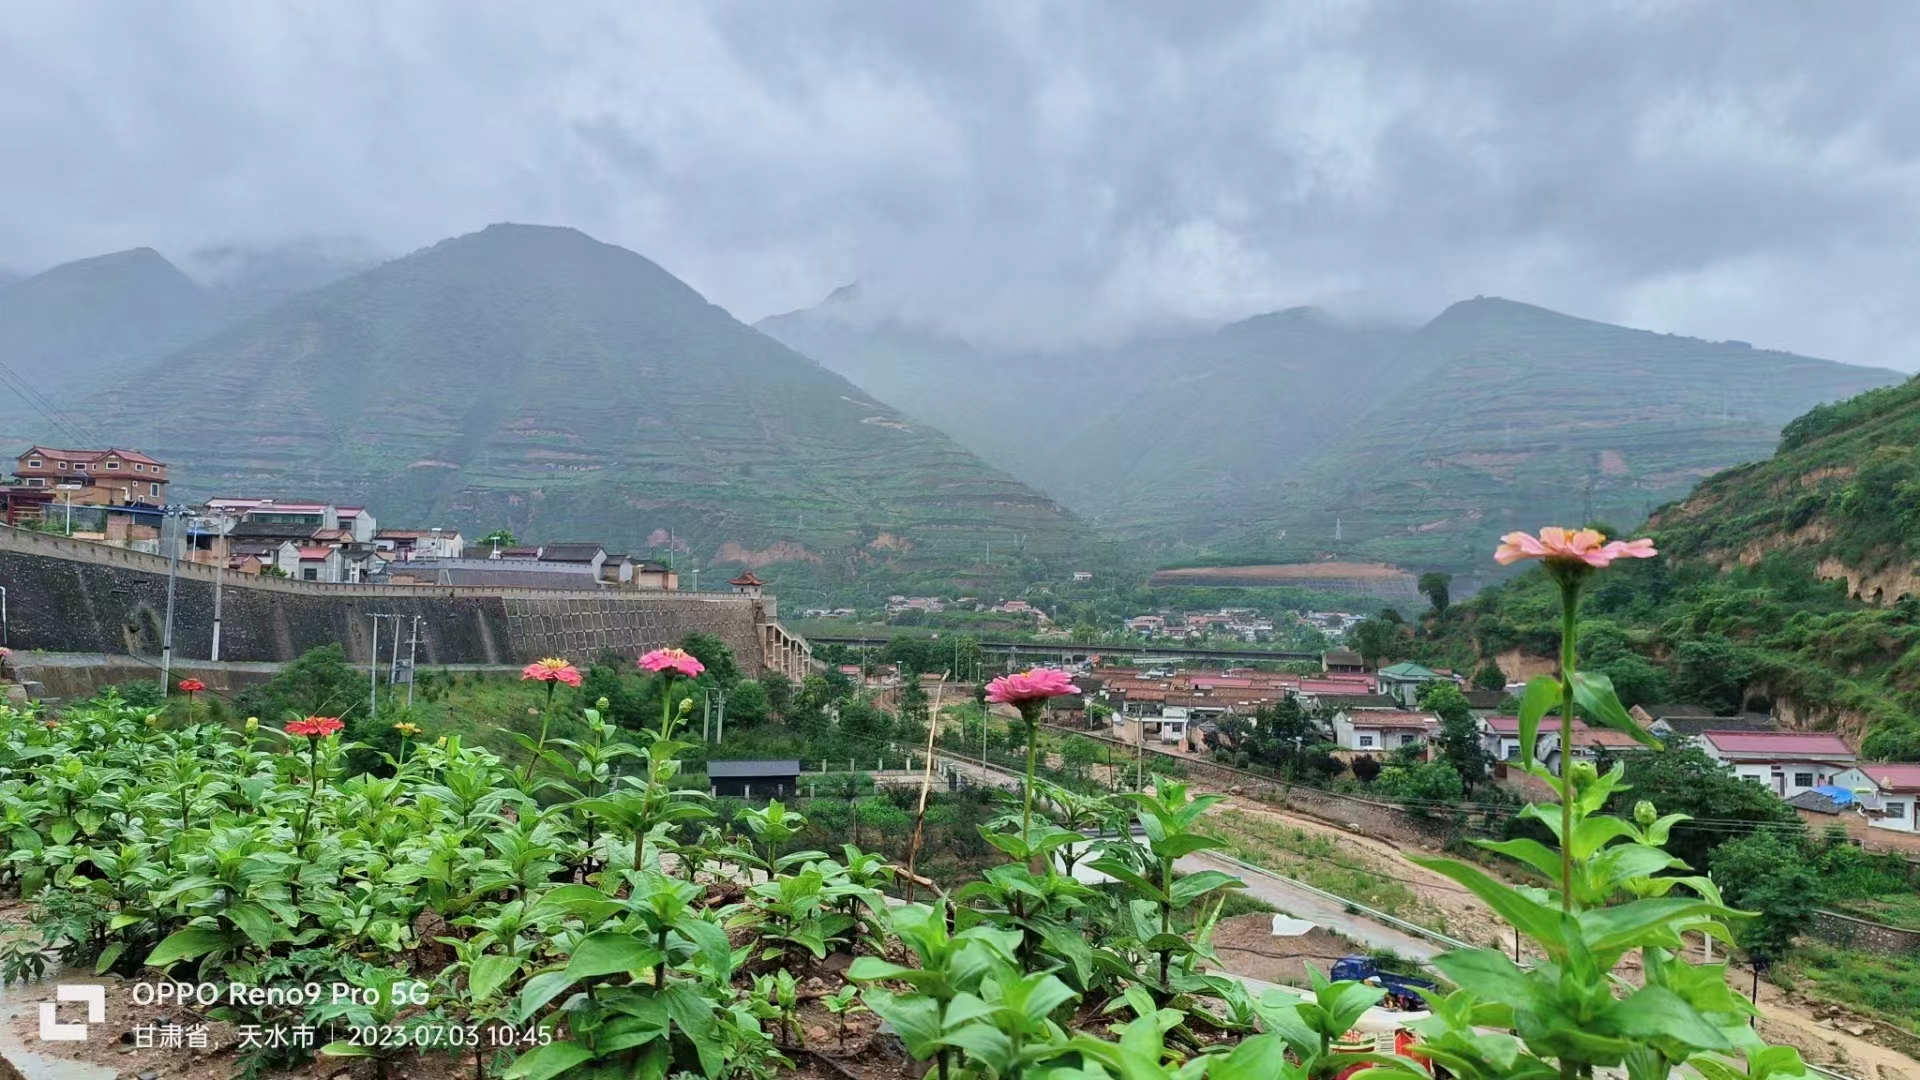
1350 755 1383 783
1471 661 1508 692
478 528 516 549
727 680 770 727
1351 617 1401 669
1709 831 1818 964
1672 634 1753 714
236 644 366 722
1615 744 1804 872
1060 736 1099 782
1417 572 1452 615
1420 682 1489 794
760 672 793 718
1371 761 1465 808
837 696 895 763
679 632 740 689
899 678 931 738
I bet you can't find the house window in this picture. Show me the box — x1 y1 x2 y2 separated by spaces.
105 461 120 470
1401 733 1417 746
26 458 40 468
55 462 66 470
1793 772 1814 788
1357 734 1375 748
302 567 318 581
133 463 144 472
1887 801 1907 820
149 483 158 496
73 462 85 471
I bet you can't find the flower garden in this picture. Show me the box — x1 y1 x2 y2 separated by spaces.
0 535 1831 1080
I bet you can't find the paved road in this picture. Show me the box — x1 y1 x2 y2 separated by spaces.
1177 850 1443 962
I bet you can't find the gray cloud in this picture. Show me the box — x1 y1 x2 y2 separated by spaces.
4 0 1920 368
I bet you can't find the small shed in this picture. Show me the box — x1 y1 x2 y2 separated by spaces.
707 759 801 799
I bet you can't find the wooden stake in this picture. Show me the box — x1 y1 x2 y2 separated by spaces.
903 671 948 901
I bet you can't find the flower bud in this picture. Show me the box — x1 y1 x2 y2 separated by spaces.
1568 760 1598 788
597 696 611 711
244 716 260 732
1634 800 1658 826
678 698 694 716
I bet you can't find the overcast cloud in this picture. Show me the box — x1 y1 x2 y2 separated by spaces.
5 0 1920 368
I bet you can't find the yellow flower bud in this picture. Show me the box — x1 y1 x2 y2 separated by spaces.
244 717 260 732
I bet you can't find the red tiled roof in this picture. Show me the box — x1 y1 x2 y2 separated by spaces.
1702 730 1854 757
22 446 164 466
297 546 335 560
1856 764 1920 793
1347 711 1434 730
730 571 765 586
1299 679 1377 695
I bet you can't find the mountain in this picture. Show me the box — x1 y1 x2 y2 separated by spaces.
1242 298 1905 582
0 248 223 442
1413 374 1920 760
85 224 1085 592
185 238 383 321
757 289 1194 498
0 269 18 290
765 291 1901 579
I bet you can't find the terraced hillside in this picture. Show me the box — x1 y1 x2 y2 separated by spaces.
84 225 1086 590
0 248 223 443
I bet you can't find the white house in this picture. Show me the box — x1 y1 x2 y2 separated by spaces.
296 545 345 583
1479 715 1651 774
1696 731 1856 799
1374 662 1450 708
1332 709 1435 752
1831 764 1920 833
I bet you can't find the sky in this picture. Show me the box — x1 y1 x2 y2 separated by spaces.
5 0 1920 369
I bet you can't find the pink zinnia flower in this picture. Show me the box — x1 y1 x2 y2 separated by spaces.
285 716 345 739
985 668 1081 705
176 678 206 694
1494 527 1657 569
521 657 583 686
639 648 705 678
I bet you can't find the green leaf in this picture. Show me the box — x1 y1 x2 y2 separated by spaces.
1321 981 1387 1036
513 970 580 1023
469 954 521 1002
1571 671 1660 748
1516 675 1561 767
1084 857 1167 903
863 989 944 1059
533 884 624 925
318 1041 372 1057
1427 949 1534 1009
223 901 287 949
564 931 664 981
1169 870 1244 906
93 942 125 975
1210 1033 1299 1080
1474 838 1564 883
1406 856 1569 949
847 957 918 983
502 1040 595 1080
146 925 225 968
1254 993 1321 1051
1611 986 1733 1050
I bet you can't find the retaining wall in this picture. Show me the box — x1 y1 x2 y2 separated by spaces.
1808 909 1920 956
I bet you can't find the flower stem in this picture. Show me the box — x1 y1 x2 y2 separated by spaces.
1558 578 1579 912
1021 710 1040 844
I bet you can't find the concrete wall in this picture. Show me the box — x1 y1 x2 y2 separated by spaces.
0 526 780 672
1808 909 1920 956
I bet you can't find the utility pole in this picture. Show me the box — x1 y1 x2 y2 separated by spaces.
404 616 423 706
158 505 184 690
210 510 228 662
703 691 713 742
713 687 727 745
368 613 381 719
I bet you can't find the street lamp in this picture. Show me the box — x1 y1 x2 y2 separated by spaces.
55 483 81 535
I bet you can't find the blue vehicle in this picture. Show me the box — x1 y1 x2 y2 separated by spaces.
1329 955 1439 1011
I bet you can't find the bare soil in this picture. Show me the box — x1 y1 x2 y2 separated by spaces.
1207 913 1353 986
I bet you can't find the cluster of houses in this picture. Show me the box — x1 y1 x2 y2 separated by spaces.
0 445 749 595
1124 608 1277 642
1071 652 1917 837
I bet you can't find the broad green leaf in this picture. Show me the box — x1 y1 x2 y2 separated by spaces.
1254 993 1321 1051
93 942 125 975
1516 675 1561 767
223 901 286 949
533 883 623 924
469 954 521 1002
1427 949 1533 1009
513 970 579 1023
1322 981 1387 1036
502 1041 595 1080
847 957 918 983
146 925 225 968
1169 870 1244 906
1406 855 1569 950
317 1041 372 1057
1474 838 1563 883
1571 671 1660 748
1210 1033 1298 1080
864 989 943 1058
1612 986 1733 1050
564 931 665 981
1084 857 1166 903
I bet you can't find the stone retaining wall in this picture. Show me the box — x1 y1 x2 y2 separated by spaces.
1808 909 1920 955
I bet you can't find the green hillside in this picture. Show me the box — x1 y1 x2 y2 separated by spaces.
0 248 222 442
82 225 1087 595
1409 375 1920 761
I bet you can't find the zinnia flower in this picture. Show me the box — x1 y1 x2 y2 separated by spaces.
392 721 423 737
285 716 345 739
1494 527 1657 569
41 719 58 730
244 716 259 732
521 657 583 686
639 647 705 678
985 668 1081 705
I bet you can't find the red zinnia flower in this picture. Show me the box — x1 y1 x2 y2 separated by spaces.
1494 527 1657 569
286 716 345 739
638 647 705 678
176 678 206 694
521 657 583 686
